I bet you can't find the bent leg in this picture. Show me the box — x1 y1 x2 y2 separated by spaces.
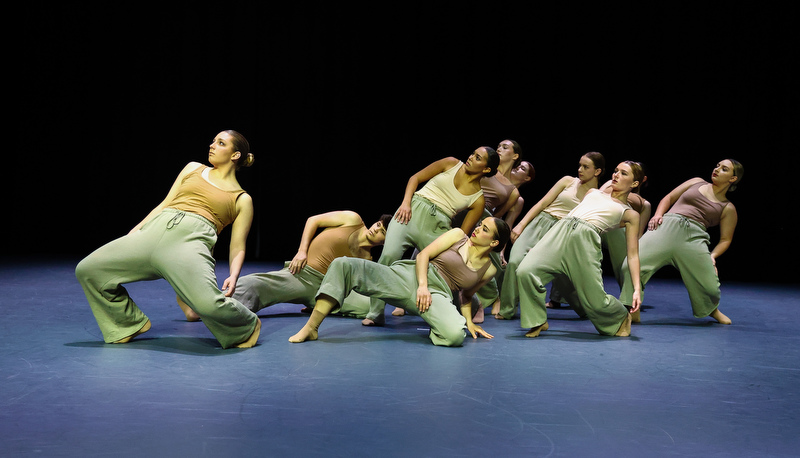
233 262 322 312
75 229 158 343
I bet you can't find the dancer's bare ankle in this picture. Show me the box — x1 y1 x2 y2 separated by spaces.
288 324 318 343
615 313 632 337
177 297 201 322
112 319 151 344
235 319 261 348
524 322 549 338
710 308 732 325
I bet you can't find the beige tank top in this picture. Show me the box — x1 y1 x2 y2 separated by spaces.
543 177 582 219
567 190 631 232
415 161 483 217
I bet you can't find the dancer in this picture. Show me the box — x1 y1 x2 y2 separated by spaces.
179 211 391 320
502 159 536 231
516 161 645 338
547 177 651 310
362 146 500 326
75 130 261 349
495 152 605 319
601 178 651 289
468 140 531 321
404 139 529 321
289 217 510 346
619 159 742 324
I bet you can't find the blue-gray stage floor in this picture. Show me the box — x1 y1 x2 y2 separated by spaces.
1 258 798 457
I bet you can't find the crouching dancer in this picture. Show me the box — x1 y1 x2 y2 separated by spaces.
289 217 510 346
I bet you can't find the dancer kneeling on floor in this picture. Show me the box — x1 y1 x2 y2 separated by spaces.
289 217 510 346
516 161 645 338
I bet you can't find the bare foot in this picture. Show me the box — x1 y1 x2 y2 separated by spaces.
235 318 261 348
391 307 405 316
288 324 318 343
615 313 632 337
546 301 561 309
524 322 549 338
473 306 485 324
630 310 641 323
494 314 507 320
490 300 500 316
112 319 151 344
177 297 201 322
710 308 732 325
361 314 385 326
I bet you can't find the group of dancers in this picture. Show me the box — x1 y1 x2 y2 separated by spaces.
75 130 743 348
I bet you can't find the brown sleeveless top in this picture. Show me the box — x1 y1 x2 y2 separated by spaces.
670 182 728 228
307 223 366 274
430 236 492 291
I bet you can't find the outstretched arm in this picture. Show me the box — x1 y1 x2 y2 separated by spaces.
510 176 572 243
648 178 704 230
394 157 460 224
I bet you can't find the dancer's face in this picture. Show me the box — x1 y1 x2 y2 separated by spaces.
465 147 490 174
711 160 737 187
470 217 499 250
509 161 533 186
496 140 518 165
365 220 387 245
208 132 240 165
578 155 600 183
611 162 639 192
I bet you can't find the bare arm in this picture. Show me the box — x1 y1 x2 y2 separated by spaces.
222 193 254 297
648 178 704 230
459 196 486 235
710 203 738 270
415 228 465 313
493 188 520 219
504 196 525 228
460 266 497 340
129 162 204 234
394 157 461 224
511 176 573 243
289 210 362 274
622 209 642 312
626 193 652 238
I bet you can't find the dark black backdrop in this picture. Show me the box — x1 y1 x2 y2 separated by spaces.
10 3 797 283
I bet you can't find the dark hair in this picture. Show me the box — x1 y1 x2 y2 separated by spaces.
519 160 535 183
583 151 606 179
224 129 254 170
378 214 393 231
504 139 524 168
490 217 510 252
725 158 744 192
483 147 500 177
